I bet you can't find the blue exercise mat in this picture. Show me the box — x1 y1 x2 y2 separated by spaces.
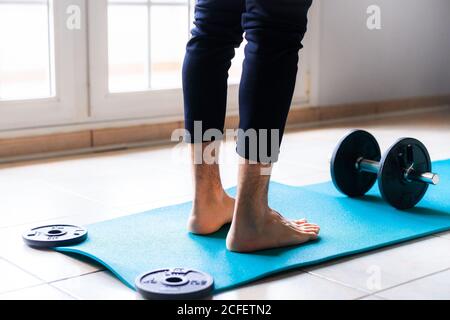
56 159 450 293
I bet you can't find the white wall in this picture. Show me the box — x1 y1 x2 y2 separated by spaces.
311 0 450 106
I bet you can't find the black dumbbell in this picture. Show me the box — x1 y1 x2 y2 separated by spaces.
330 130 439 209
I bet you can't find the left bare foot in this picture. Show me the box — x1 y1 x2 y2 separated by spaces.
188 191 235 235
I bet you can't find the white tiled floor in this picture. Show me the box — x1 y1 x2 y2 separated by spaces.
305 236 450 293
0 224 103 283
0 258 42 294
213 271 367 300
438 231 450 240
0 108 449 300
0 284 74 300
52 271 142 300
375 269 450 300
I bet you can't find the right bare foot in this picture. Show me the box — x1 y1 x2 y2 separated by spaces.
227 209 320 253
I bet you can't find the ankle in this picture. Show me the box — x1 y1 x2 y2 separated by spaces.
231 204 269 233
193 187 228 206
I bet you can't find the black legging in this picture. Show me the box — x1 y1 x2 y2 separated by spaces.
183 0 313 163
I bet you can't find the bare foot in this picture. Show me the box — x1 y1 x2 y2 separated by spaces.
227 209 320 252
188 192 235 235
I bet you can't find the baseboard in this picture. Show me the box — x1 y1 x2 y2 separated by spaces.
0 95 449 163
0 131 92 160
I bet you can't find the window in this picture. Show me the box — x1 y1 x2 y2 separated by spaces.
0 0 55 100
108 0 188 92
89 0 251 120
0 0 87 131
0 0 309 131
106 0 244 93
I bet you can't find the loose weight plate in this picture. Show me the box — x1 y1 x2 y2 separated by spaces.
135 268 214 300
23 225 88 248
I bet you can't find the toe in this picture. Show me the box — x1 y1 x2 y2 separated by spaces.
303 224 320 232
305 230 319 238
302 223 319 228
300 225 320 234
309 233 319 240
302 227 319 233
294 219 308 225
296 230 318 240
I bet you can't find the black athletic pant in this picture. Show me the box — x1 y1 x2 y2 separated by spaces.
183 0 313 163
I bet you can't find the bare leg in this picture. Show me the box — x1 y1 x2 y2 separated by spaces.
227 159 320 252
187 142 235 235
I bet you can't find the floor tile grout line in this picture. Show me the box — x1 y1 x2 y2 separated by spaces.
47 269 105 286
0 278 80 300
33 174 194 214
47 283 80 300
368 266 450 298
33 171 190 213
301 268 372 297
0 191 193 231
0 257 48 295
0 282 48 297
309 265 450 300
431 233 450 239
30 177 129 210
0 214 95 232
47 270 107 300
1 256 47 280
111 193 194 212
0 255 105 295
355 294 387 300
0 210 117 231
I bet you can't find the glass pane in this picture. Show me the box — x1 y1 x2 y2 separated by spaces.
108 2 149 92
107 0 242 92
189 0 195 30
0 0 54 101
229 41 245 85
150 5 188 90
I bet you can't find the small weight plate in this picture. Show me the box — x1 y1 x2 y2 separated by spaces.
378 138 431 210
135 268 214 300
22 225 88 248
331 130 381 197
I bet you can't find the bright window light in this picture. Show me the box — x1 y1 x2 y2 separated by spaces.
108 1 150 92
0 0 55 101
107 0 244 93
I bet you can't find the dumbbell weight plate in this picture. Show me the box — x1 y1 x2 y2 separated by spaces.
135 268 214 300
23 225 88 248
378 138 431 210
331 130 381 197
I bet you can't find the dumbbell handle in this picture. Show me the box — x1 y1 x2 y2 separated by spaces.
356 158 440 185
